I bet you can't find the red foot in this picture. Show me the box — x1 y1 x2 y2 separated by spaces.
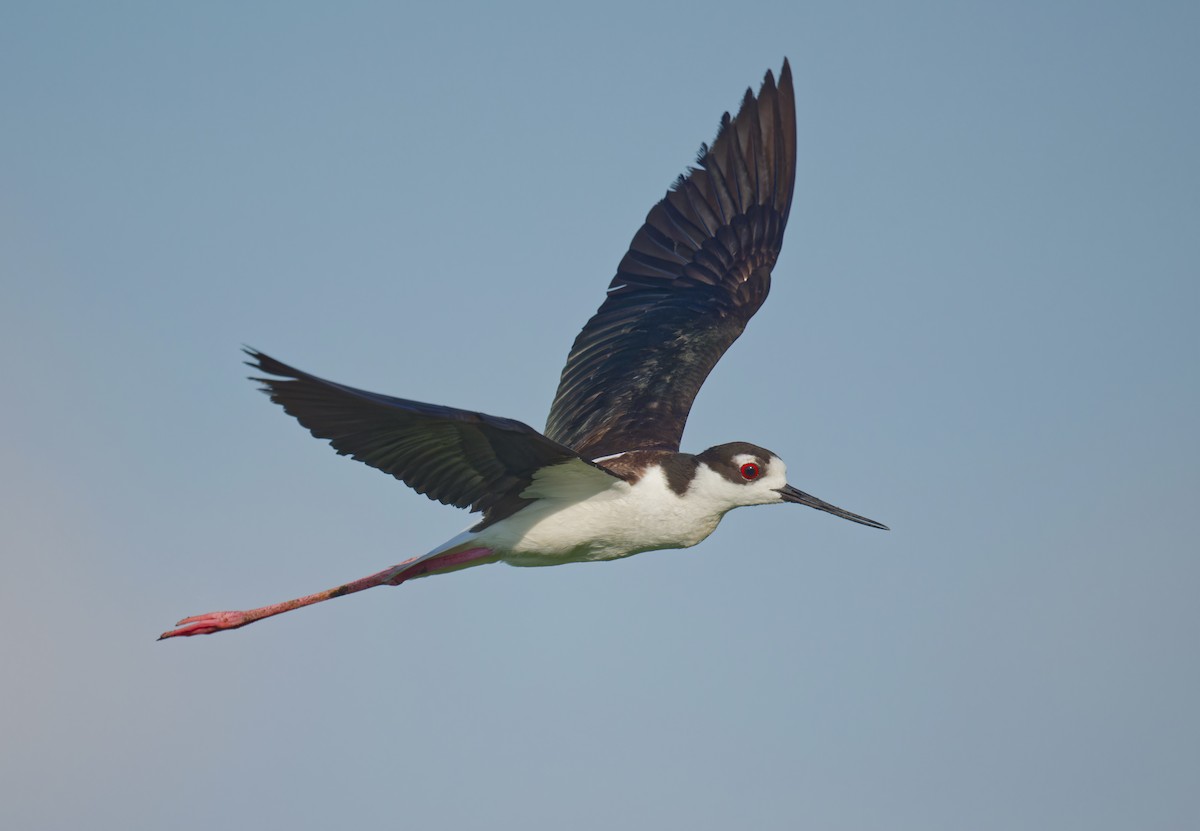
158 611 250 639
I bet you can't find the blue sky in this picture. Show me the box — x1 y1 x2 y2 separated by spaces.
2 2 1197 829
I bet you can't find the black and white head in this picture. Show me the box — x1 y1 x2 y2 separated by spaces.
694 442 888 528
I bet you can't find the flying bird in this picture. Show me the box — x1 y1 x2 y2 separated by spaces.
159 60 886 640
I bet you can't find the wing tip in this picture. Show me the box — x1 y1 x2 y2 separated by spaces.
667 59 795 196
241 346 306 382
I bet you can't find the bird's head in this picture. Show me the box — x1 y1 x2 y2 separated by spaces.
694 442 888 529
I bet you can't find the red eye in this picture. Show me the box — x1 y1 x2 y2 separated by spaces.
740 463 760 480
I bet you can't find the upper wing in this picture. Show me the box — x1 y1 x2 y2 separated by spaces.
246 349 618 518
544 61 796 459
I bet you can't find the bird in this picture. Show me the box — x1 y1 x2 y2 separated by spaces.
158 59 887 640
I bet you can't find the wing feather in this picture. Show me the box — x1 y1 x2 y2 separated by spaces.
246 349 617 518
544 62 796 459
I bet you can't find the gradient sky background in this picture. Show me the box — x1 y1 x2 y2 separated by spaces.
2 2 1197 829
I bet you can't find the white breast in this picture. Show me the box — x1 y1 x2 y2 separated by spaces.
477 464 732 567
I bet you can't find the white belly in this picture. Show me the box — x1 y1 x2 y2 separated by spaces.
475 466 728 566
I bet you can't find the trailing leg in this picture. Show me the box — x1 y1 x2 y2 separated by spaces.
157 546 496 639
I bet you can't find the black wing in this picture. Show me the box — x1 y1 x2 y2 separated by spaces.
544 61 796 459
246 349 615 517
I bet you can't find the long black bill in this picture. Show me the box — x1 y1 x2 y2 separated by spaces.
776 484 889 530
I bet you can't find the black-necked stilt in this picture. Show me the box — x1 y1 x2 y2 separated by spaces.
159 60 886 640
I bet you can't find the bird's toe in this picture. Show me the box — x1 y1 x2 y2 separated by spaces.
158 611 248 639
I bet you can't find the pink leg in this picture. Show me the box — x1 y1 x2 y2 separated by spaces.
158 547 496 640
